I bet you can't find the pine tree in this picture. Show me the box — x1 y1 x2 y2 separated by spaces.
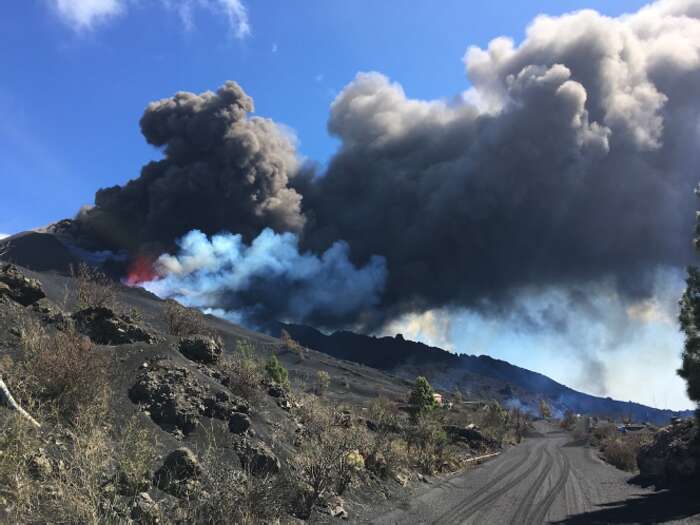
409 376 438 416
679 266 700 418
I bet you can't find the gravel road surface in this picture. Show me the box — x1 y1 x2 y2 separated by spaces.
370 423 700 524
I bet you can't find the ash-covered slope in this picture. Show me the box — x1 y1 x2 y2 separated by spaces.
279 323 693 425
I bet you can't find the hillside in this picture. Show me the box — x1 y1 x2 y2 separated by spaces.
0 231 522 523
278 324 693 425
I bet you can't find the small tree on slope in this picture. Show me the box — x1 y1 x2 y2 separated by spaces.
409 376 438 418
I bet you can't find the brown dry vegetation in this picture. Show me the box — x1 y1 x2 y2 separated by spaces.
72 262 118 311
164 299 214 337
591 422 654 472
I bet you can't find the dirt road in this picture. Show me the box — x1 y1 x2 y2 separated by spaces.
371 423 700 524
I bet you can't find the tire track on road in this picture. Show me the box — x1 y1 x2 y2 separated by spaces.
508 446 554 525
432 442 546 525
527 445 571 525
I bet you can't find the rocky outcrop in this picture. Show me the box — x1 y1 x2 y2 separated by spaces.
238 441 280 475
129 361 249 434
443 424 499 451
638 418 700 485
177 335 222 364
228 412 251 434
72 307 158 345
0 264 45 306
154 448 202 498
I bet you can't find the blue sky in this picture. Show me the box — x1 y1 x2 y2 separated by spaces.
4 1 692 410
1 0 649 236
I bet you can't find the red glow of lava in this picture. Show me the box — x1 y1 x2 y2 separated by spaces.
125 256 159 286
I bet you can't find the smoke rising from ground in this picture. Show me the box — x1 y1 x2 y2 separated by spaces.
84 1 700 333
142 229 387 327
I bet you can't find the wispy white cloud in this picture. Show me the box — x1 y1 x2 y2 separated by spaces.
218 0 250 39
271 42 278 53
50 0 124 30
50 0 251 37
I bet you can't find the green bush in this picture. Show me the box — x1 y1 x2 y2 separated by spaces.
409 376 438 417
265 355 288 385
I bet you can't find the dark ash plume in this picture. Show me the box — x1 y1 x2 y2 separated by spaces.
300 2 700 323
80 81 306 252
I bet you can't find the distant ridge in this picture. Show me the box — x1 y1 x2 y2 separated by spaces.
278 323 694 425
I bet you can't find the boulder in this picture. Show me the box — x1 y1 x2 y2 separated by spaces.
130 362 248 434
177 335 222 364
324 495 348 519
130 492 160 524
638 419 700 485
229 412 251 434
31 298 68 328
239 442 280 475
268 384 285 398
0 264 45 306
203 390 249 420
72 306 158 345
154 448 202 498
443 424 498 450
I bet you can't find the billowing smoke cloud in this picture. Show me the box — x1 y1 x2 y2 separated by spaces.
142 228 387 327
80 81 306 252
299 0 700 324
85 1 700 331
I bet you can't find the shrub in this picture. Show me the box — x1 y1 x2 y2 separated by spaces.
221 340 265 400
280 329 305 362
112 414 160 496
590 422 618 447
179 457 290 525
164 299 213 337
265 354 289 386
72 262 117 311
291 396 369 518
561 409 576 430
539 399 552 419
315 370 330 396
409 376 438 418
478 402 510 445
365 397 408 478
600 432 652 472
406 414 451 474
17 318 109 421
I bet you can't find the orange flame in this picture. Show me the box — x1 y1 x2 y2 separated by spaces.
125 255 159 286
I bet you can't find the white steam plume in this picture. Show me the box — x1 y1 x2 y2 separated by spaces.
142 228 387 327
